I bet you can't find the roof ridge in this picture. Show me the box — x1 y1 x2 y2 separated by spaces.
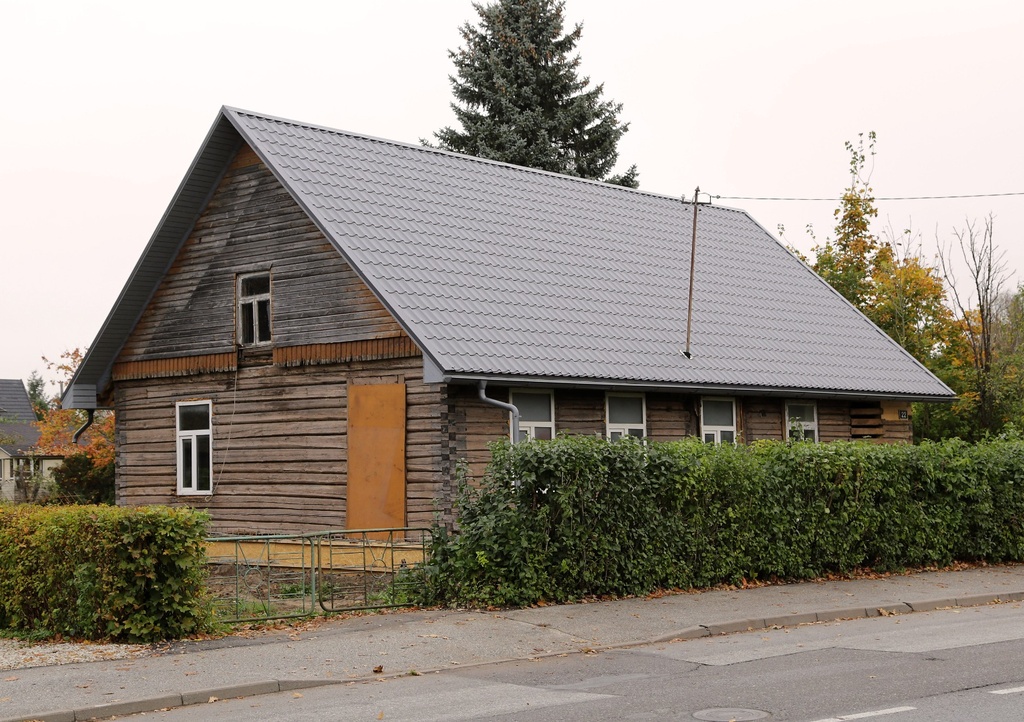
222 106 745 213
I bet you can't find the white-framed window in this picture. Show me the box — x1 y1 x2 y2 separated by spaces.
238 272 272 346
786 401 818 442
701 397 736 444
606 393 646 440
176 400 212 495
510 389 555 442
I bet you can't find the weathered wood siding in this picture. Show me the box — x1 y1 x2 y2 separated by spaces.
114 357 446 535
111 144 450 534
818 401 853 442
449 389 914 481
743 399 785 442
119 144 404 363
450 386 699 480
446 385 508 483
647 392 697 440
880 401 913 443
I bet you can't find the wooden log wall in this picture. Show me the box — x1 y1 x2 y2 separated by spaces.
555 390 604 436
449 389 916 481
114 356 446 535
880 401 913 443
447 385 508 483
647 392 696 440
818 401 853 442
743 399 785 442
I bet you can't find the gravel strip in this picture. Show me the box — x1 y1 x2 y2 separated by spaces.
0 639 152 670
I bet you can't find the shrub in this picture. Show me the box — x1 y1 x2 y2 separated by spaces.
425 436 1024 607
50 452 115 505
0 505 212 641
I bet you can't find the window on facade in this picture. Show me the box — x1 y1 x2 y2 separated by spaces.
607 393 646 440
510 390 555 442
701 397 736 444
238 273 272 345
786 401 818 442
177 401 212 495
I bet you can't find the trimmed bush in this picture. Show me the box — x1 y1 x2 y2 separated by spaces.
0 505 212 641
425 434 1024 607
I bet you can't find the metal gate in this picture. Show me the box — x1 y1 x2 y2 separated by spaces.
206 527 432 623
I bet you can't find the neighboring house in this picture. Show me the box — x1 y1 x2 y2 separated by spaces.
63 107 955 535
0 379 62 500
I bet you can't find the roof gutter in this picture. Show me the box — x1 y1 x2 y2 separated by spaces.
477 380 521 444
450 373 955 404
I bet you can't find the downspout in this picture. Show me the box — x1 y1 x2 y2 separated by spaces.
477 381 522 489
72 409 95 445
477 380 521 444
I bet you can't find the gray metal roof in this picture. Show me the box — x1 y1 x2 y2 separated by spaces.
0 380 37 423
65 107 955 406
0 380 40 455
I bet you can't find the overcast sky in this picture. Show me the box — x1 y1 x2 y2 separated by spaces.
2 0 1022 389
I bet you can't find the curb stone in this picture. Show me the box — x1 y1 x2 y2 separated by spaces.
0 679 340 722
868 603 913 617
906 598 958 612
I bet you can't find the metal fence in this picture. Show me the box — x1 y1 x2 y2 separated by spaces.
206 527 432 623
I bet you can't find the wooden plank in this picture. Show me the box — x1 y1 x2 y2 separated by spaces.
347 383 407 535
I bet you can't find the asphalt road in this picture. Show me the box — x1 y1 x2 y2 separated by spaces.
113 602 1024 721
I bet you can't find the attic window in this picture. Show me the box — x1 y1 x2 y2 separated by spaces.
238 273 272 346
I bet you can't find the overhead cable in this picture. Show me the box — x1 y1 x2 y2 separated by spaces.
712 191 1024 202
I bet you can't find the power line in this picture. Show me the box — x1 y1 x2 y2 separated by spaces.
712 191 1024 202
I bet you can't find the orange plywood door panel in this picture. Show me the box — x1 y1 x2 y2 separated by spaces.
347 383 407 537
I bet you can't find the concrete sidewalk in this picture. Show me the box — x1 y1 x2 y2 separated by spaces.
3 564 1023 722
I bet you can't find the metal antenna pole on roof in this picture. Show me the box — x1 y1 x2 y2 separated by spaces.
683 186 699 359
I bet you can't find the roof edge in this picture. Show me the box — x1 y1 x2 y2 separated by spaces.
63 110 243 409
221 107 448 378
739 211 956 399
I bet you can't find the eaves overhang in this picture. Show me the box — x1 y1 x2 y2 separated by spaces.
439 372 958 404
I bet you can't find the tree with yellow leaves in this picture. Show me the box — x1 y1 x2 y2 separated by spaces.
32 349 115 503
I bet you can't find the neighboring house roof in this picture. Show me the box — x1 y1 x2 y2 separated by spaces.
0 380 40 456
64 107 955 407
0 422 43 458
0 380 37 424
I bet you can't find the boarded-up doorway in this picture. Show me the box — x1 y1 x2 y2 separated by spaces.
347 383 406 535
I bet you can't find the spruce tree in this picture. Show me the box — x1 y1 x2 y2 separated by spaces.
433 0 638 187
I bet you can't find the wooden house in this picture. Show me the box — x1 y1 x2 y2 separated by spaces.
64 108 955 534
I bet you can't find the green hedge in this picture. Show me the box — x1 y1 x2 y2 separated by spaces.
425 434 1024 607
0 505 212 641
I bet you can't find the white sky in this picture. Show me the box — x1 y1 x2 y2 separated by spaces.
2 0 1022 390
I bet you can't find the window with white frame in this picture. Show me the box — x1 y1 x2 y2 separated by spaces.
786 401 818 442
176 401 212 495
510 390 555 442
238 272 272 346
606 393 646 440
701 397 736 444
